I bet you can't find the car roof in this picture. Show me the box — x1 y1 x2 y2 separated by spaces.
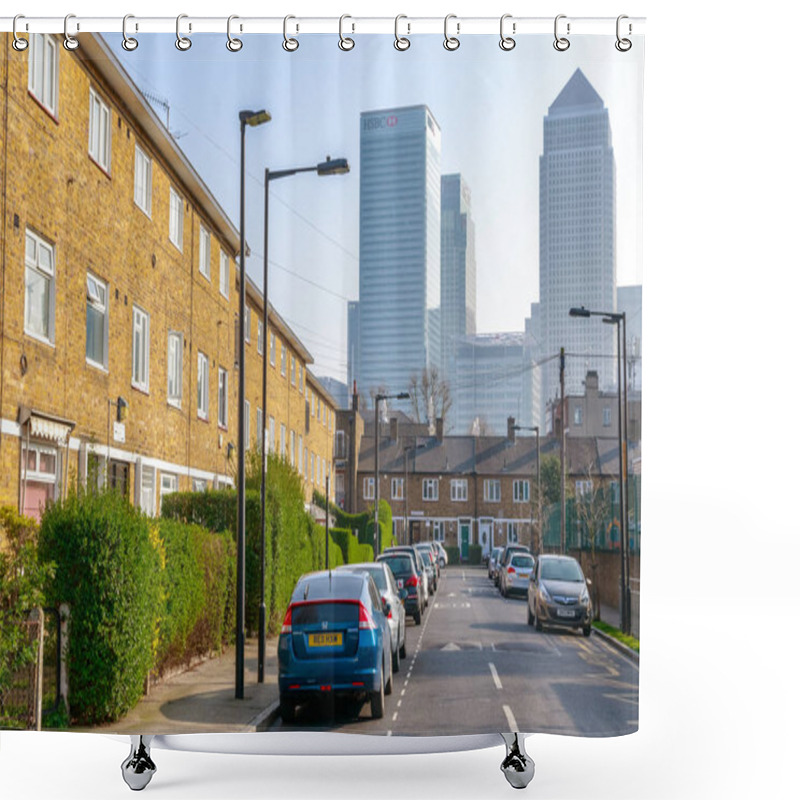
291 571 368 602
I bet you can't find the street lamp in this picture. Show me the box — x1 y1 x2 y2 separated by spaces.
373 392 410 559
513 424 540 555
568 306 631 634
236 108 270 701
258 155 349 683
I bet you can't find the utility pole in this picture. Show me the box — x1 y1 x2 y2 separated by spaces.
560 347 566 555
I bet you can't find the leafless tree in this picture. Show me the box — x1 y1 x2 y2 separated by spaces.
407 367 452 432
575 464 608 621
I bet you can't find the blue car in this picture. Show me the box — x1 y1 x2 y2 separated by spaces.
278 570 393 722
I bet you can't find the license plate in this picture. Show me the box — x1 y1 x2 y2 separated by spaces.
308 632 343 647
556 609 576 618
397 579 404 589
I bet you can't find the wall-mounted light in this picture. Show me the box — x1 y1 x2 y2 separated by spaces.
116 396 128 423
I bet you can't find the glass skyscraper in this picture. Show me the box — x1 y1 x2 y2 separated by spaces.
539 68 616 410
357 105 442 400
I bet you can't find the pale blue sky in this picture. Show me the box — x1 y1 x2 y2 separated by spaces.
120 33 643 381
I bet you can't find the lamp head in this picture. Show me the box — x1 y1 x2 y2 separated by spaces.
569 306 591 318
239 109 271 127
317 156 350 176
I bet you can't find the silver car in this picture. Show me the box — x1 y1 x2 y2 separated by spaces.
499 552 535 597
527 554 593 637
488 546 504 581
431 540 448 568
337 562 407 672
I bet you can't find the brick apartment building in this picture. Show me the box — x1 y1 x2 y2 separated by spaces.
0 33 334 521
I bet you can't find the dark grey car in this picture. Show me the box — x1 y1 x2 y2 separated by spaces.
527 554 593 637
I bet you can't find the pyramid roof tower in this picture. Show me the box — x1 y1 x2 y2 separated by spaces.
548 68 605 114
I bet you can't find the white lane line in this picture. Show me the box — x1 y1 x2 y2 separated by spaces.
396 699 402 708
392 712 398 722
502 705 518 731
489 662 503 690
401 688 406 697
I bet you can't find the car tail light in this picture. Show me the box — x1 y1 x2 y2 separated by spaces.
405 574 418 588
358 603 377 630
507 567 516 575
281 606 293 634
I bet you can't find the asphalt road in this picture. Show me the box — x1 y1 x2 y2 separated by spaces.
269 565 638 737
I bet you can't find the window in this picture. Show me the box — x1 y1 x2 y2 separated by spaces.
256 408 263 451
280 345 286 377
270 333 276 366
257 319 264 355
85 273 108 369
134 145 152 215
24 229 55 343
364 477 375 500
603 407 612 427
280 423 286 457
244 306 251 343
167 332 183 407
269 416 276 453
451 479 468 502
310 452 316 485
299 365 304 393
244 401 251 449
192 478 207 492
432 520 445 542
88 88 111 172
169 187 184 251
298 435 304 475
391 478 404 500
574 405 583 426
507 522 519 544
219 250 229 298
289 430 295 466
218 368 228 428
576 480 594 497
28 34 58 115
423 478 439 502
291 356 296 386
484 479 501 502
197 351 209 419
21 442 59 521
160 473 178 510
139 465 156 517
199 226 211 280
131 306 150 392
513 479 530 503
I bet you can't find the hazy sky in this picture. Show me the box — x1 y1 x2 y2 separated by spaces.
120 33 644 382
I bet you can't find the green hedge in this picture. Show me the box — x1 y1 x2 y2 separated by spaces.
468 544 483 565
445 546 461 565
38 490 163 726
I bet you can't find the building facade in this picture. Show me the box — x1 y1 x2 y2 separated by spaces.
357 105 442 398
0 33 333 521
539 68 617 415
617 284 642 393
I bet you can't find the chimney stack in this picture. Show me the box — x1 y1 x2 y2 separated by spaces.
435 417 444 442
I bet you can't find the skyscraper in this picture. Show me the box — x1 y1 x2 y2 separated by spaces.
357 105 442 400
440 174 476 383
539 69 616 412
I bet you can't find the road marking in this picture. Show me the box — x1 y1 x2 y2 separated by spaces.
401 688 406 697
392 712 398 721
502 705 518 730
397 699 402 708
387 731 393 737
489 662 503 690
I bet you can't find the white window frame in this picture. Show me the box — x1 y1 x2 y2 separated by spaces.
391 477 404 500
576 479 594 497
432 520 445 542
280 423 286 457
484 479 501 503
139 464 157 517
192 478 207 492
290 356 296 386
280 345 286 377
85 272 108 370
134 144 152 216
167 331 183 408
160 473 178 510
219 249 229 298
451 478 468 502
364 477 375 501
513 479 530 503
244 306 251 343
169 187 184 251
257 318 264 355
269 416 276 453
422 478 439 502
218 367 228 428
270 333 276 366
24 229 56 345
88 88 111 172
574 405 583 426
28 34 59 116
199 226 211 280
603 407 612 427
289 429 295 465
244 400 251 449
131 305 150 392
507 522 519 544
197 351 209 420
256 408 263 451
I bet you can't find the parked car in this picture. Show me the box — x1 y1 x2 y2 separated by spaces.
278 570 393 723
527 554 593 637
377 551 423 625
488 546 504 581
431 540 448 568
384 546 430 609
337 562 407 672
414 544 439 591
499 552 535 597
495 544 531 587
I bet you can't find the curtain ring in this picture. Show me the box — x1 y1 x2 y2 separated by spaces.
227 15 243 51
176 14 192 51
394 15 410 50
443 14 460 51
12 15 29 51
499 14 516 51
122 15 139 51
615 15 632 52
553 14 570 51
339 15 355 51
283 15 299 51
63 14 79 51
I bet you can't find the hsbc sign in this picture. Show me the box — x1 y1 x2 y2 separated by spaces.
362 114 399 131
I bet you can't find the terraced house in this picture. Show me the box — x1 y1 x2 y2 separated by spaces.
0 33 335 521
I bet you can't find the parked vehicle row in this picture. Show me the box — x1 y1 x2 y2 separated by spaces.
278 541 444 723
491 544 594 638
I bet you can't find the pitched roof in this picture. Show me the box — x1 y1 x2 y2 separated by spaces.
548 68 605 114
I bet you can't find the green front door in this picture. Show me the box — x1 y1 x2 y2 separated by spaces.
460 523 470 560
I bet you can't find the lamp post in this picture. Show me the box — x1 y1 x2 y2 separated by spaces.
513 425 540 555
373 392 410 559
568 306 630 634
235 109 270 701
258 155 349 683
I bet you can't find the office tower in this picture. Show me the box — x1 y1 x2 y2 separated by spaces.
539 68 616 412
440 174 476 383
357 106 442 401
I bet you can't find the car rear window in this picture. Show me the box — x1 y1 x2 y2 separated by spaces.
291 602 359 626
511 555 534 568
379 555 414 576
345 566 388 592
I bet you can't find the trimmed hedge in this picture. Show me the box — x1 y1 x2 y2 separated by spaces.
328 500 393 555
445 546 461 564
468 544 483 565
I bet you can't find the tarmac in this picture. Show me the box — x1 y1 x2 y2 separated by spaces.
93 599 634 736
